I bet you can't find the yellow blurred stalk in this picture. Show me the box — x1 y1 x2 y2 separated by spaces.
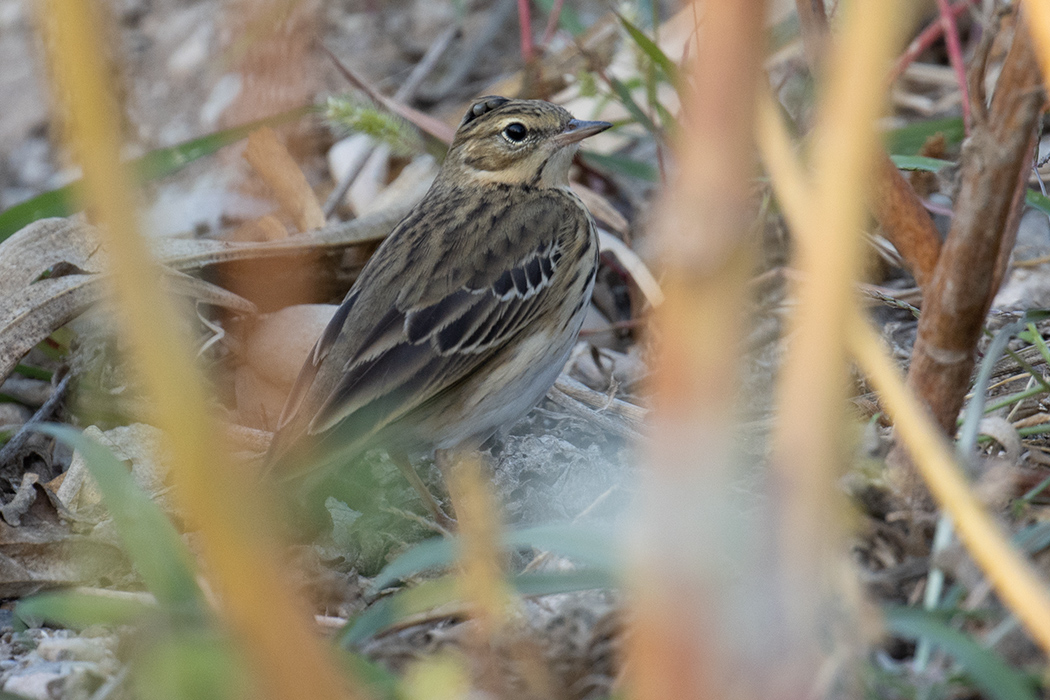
36 0 356 697
447 453 514 640
769 0 908 629
1023 0 1050 85
760 5 1050 659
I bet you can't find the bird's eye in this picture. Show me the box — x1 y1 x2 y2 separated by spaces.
502 122 528 143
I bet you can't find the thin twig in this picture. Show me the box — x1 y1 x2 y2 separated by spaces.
934 0 972 132
517 0 534 62
891 0 976 82
538 0 565 49
0 372 72 471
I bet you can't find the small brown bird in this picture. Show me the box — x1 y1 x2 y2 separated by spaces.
266 96 611 521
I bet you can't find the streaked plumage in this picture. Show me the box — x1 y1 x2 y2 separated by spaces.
266 96 610 485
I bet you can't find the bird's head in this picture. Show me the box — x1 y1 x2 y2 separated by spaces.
440 96 611 189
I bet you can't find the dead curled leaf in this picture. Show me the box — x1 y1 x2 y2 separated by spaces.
0 210 410 386
0 474 124 598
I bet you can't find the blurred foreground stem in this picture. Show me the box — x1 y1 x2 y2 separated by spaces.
37 0 355 697
628 0 767 697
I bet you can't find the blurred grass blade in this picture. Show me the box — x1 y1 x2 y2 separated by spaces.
607 77 660 134
616 13 683 88
889 154 953 172
17 590 156 629
133 105 313 181
0 186 77 243
513 569 615 595
33 424 203 611
340 576 459 646
368 524 620 593
342 567 616 647
135 632 247 700
885 607 1037 700
885 116 965 154
580 151 659 181
0 104 313 242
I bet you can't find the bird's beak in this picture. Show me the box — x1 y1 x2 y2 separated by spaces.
554 118 613 146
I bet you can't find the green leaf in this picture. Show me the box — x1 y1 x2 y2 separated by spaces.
32 424 203 612
581 151 659 181
131 105 313 182
885 116 965 156
17 590 155 629
889 154 953 172
1026 189 1050 216
885 607 1037 700
12 364 53 381
616 13 682 88
607 77 660 134
0 186 77 243
0 105 314 242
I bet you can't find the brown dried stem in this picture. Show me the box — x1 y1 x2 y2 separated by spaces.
870 152 943 289
896 12 1044 497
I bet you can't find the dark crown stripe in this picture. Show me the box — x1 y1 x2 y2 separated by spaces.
460 96 511 128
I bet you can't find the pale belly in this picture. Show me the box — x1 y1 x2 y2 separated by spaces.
412 277 594 450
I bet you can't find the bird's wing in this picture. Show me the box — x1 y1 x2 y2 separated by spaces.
266 187 592 474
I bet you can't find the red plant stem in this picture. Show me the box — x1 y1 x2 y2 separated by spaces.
891 0 975 82
539 0 565 49
517 0 535 63
935 0 972 132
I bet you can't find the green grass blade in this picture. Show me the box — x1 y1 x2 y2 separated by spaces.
885 607 1037 700
0 186 77 243
1025 189 1050 217
368 524 620 594
607 77 660 134
885 116 965 155
889 154 953 172
341 566 617 647
581 151 659 181
616 13 683 88
32 424 203 611
13 364 54 381
17 590 155 629
0 105 314 242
